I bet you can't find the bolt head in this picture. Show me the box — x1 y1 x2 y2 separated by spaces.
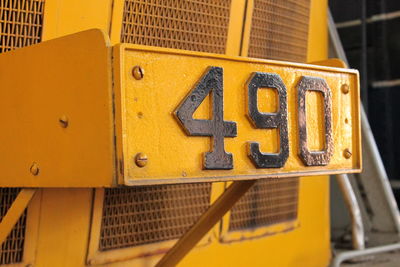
132 66 144 80
59 115 69 128
343 149 352 159
135 153 148 167
30 163 39 176
341 84 350 94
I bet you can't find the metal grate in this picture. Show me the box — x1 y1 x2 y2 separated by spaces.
0 0 45 53
120 0 232 54
247 0 310 62
99 183 212 251
229 178 299 232
0 188 26 265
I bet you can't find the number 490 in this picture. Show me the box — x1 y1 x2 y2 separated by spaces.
175 66 333 170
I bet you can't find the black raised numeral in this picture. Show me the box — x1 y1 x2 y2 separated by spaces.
297 76 333 166
175 66 237 170
246 73 289 168
175 67 335 170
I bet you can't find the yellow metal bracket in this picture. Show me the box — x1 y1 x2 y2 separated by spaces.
0 189 36 245
0 29 361 187
0 29 116 187
155 180 256 267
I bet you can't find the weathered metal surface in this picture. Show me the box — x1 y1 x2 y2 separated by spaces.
297 76 334 166
246 72 289 168
175 66 237 170
114 44 362 185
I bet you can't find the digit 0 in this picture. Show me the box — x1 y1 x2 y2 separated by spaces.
297 76 333 166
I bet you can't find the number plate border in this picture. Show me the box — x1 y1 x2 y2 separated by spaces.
114 44 362 186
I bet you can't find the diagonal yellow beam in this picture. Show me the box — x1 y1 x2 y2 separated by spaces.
156 180 256 267
0 189 36 245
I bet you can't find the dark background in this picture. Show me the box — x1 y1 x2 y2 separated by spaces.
330 0 400 198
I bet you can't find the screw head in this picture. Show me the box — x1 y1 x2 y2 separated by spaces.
30 163 39 176
343 148 352 159
132 66 144 80
59 115 69 128
135 153 148 167
341 84 350 94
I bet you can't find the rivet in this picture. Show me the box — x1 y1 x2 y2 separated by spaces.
30 163 39 176
135 153 148 167
341 84 350 94
59 115 69 128
132 66 144 80
343 149 352 159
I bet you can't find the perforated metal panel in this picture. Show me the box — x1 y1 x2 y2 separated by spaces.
248 0 310 62
99 183 211 251
0 0 45 53
0 188 26 265
229 178 299 232
120 0 232 54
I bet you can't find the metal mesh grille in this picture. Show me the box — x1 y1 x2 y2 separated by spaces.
248 0 310 62
99 183 211 251
121 0 232 54
0 0 45 53
0 188 26 265
229 178 299 232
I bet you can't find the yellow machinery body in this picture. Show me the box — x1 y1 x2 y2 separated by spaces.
0 0 352 266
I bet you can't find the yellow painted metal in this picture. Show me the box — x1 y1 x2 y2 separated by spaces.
0 2 345 185
26 178 330 267
42 0 113 41
156 180 257 267
180 3 331 266
114 44 361 185
307 0 328 63
0 189 36 245
0 0 335 267
34 189 94 267
312 58 348 68
109 0 125 45
178 176 331 267
240 0 254 58
225 0 248 56
21 189 41 267
0 30 116 187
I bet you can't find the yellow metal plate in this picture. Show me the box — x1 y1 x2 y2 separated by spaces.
114 45 361 185
0 30 116 187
